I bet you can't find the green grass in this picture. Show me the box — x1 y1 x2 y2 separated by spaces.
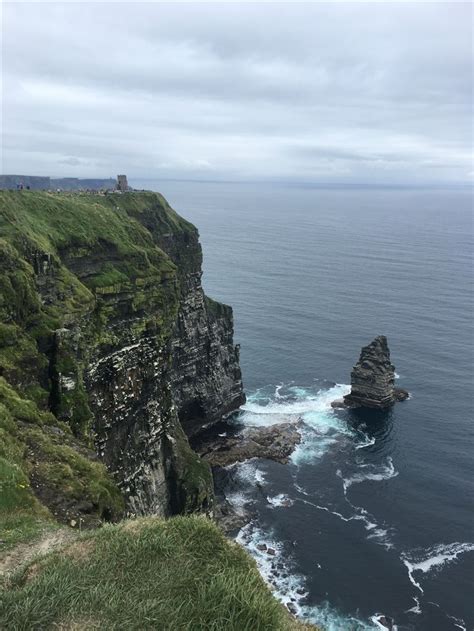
0 191 184 289
0 516 314 631
0 453 52 550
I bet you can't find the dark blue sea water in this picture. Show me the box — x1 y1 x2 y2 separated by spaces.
135 180 474 631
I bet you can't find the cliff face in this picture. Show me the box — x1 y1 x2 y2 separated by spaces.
0 191 244 523
123 199 244 437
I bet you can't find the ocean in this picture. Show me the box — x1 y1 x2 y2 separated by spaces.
134 179 473 631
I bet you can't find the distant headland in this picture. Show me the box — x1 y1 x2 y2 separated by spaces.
0 174 130 192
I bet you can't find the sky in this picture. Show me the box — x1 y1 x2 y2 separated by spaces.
2 1 473 184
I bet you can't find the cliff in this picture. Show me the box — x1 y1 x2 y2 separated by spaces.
0 190 244 527
0 191 319 631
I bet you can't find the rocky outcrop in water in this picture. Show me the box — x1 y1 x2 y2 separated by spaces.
332 335 408 409
198 422 302 467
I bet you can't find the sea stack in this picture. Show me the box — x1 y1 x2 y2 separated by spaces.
332 335 408 409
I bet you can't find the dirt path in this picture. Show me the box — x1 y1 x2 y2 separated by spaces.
0 528 78 579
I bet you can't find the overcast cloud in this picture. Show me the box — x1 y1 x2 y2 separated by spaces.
2 1 472 184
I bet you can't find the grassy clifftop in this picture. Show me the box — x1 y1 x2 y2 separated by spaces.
0 190 187 415
1 516 314 631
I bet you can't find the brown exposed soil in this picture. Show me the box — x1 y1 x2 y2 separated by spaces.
0 528 77 580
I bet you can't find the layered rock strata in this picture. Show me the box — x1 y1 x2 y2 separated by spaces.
332 335 408 409
127 199 245 436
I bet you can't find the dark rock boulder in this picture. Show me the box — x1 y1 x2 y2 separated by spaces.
332 336 408 409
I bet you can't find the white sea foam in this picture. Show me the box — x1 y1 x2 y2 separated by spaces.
293 479 394 550
405 596 422 614
305 609 380 631
241 384 350 426
328 458 398 549
408 541 474 574
274 384 284 400
231 459 267 487
293 482 309 496
426 602 468 631
241 383 353 464
290 435 339 465
370 614 398 630
355 435 376 450
304 604 381 630
267 494 294 508
447 613 468 630
225 491 251 516
236 522 307 614
402 542 474 595
338 457 398 492
224 460 267 513
298 496 394 550
402 558 424 594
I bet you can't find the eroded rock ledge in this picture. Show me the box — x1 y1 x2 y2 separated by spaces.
199 422 303 468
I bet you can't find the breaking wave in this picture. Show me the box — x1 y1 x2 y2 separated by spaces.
241 383 350 425
225 460 267 515
240 383 354 464
267 493 294 508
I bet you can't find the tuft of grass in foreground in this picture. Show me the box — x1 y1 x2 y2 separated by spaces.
1 516 316 631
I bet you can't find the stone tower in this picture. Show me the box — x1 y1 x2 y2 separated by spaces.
117 175 129 192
